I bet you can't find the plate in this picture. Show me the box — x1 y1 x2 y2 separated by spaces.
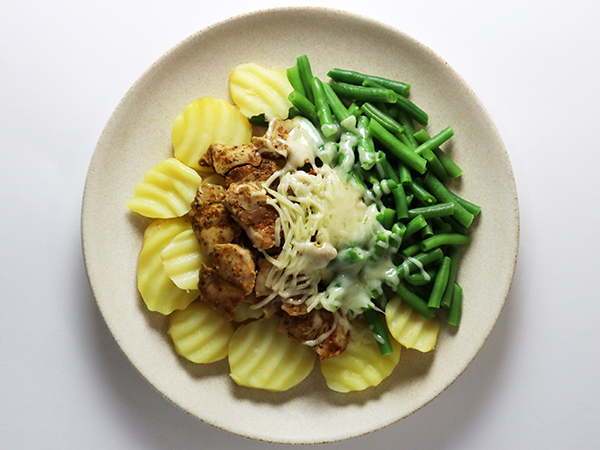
82 7 519 444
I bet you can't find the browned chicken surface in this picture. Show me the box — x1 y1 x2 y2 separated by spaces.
251 119 295 157
189 184 242 254
225 158 280 186
199 143 262 174
278 309 349 360
197 243 256 320
224 182 279 251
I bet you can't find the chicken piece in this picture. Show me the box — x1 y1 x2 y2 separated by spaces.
199 143 262 175
197 243 256 320
189 184 242 254
212 243 256 295
281 301 309 316
198 266 245 321
251 119 295 158
225 158 280 186
254 257 274 298
224 182 279 250
278 309 350 360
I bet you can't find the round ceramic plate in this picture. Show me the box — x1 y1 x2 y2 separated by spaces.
82 7 519 444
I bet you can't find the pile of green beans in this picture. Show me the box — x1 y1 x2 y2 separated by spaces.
285 55 480 355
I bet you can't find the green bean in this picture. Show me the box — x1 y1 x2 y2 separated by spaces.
331 81 397 103
297 55 315 103
360 102 405 136
433 148 462 178
286 106 302 119
392 185 409 220
441 246 462 308
403 214 427 241
322 82 356 131
448 191 482 216
407 266 438 286
395 248 444 278
286 66 306 96
375 151 401 184
335 246 366 264
311 77 338 138
347 102 361 119
407 202 455 220
447 283 463 326
398 161 412 186
357 115 377 170
405 179 436 205
396 111 419 148
412 129 449 182
396 280 434 319
327 68 411 96
362 79 428 126
420 233 472 252
442 215 470 235
288 90 318 125
415 126 454 156
420 222 434 239
389 222 405 251
401 242 421 257
362 309 395 356
376 208 396 230
431 216 454 234
427 256 451 308
368 119 428 174
423 172 474 228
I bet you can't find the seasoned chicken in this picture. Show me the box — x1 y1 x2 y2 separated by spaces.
254 257 274 298
189 184 242 254
225 158 280 186
199 143 262 175
278 309 350 360
197 243 256 320
212 243 256 295
251 119 295 158
224 182 279 250
198 266 246 321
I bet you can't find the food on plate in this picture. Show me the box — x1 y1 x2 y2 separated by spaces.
127 55 481 392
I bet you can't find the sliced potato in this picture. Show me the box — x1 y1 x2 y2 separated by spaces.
137 217 198 315
126 158 201 218
228 316 315 391
321 321 401 393
229 63 293 121
169 301 235 364
172 97 252 171
385 296 440 352
160 228 209 291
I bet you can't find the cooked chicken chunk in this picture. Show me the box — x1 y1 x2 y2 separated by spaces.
212 243 256 295
254 257 274 298
197 243 256 320
224 182 279 250
225 158 280 186
251 119 295 158
199 143 262 175
189 184 242 254
278 309 350 360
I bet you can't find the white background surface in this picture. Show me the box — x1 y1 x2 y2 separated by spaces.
1 1 598 449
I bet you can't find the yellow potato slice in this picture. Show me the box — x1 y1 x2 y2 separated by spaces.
137 217 198 315
231 301 264 323
168 301 235 364
160 229 209 291
321 321 402 393
385 296 440 352
228 316 316 391
229 63 294 121
126 158 201 218
171 97 252 171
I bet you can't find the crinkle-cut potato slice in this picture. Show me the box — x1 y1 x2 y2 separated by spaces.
168 301 235 364
137 217 198 315
385 296 440 352
172 97 252 172
231 301 263 323
321 321 402 393
229 63 294 121
228 316 316 391
126 158 201 218
160 229 209 291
